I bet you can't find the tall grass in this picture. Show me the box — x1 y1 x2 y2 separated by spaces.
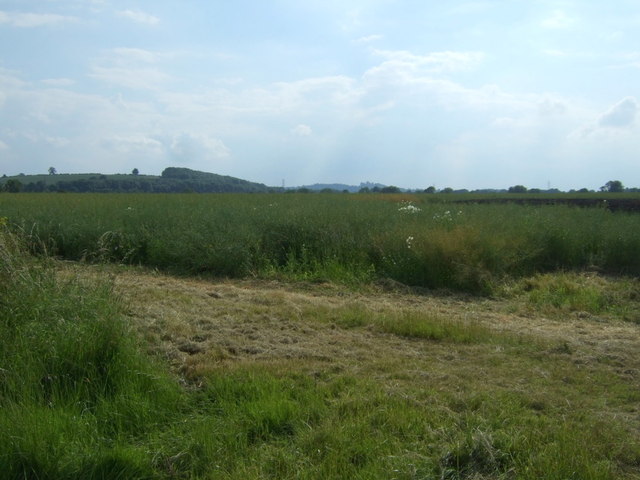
1 193 639 293
0 228 182 478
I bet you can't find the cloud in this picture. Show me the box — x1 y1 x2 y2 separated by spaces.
41 78 76 87
541 10 576 29
169 133 231 164
21 132 71 148
354 34 382 44
0 139 8 150
598 97 638 128
370 49 485 74
291 124 312 136
103 135 164 155
0 11 78 27
90 66 171 90
89 48 173 90
538 98 567 116
611 52 640 70
117 9 159 25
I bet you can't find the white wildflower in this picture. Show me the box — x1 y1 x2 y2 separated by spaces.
406 235 414 249
398 201 421 213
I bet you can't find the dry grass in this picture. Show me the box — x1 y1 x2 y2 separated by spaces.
49 263 640 477
89 266 640 429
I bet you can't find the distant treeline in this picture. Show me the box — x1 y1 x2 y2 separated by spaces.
2 167 638 195
0 167 273 194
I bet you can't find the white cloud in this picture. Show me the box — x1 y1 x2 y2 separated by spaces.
89 48 173 90
611 52 640 70
90 67 171 89
354 34 382 44
41 78 76 87
370 49 485 74
0 139 8 150
103 135 164 155
541 10 576 29
598 97 638 128
291 124 312 136
109 48 166 64
169 133 231 163
21 132 71 148
0 11 78 27
538 98 567 116
117 9 159 25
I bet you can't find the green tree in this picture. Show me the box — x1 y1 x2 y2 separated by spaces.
132 168 139 175
380 186 401 193
508 185 527 193
3 179 22 193
423 186 436 194
48 167 57 175
601 180 624 193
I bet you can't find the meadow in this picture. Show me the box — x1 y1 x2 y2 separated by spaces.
1 193 640 479
2 192 640 294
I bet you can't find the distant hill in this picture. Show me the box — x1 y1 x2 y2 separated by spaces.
0 168 273 193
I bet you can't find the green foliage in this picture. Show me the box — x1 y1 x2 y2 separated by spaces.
2 228 638 478
508 184 528 193
0 168 271 193
601 180 624 193
2 193 640 295
2 179 22 192
0 229 182 478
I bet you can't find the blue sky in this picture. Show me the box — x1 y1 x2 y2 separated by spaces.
1 0 639 190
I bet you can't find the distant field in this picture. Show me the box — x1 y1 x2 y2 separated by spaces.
2 192 639 293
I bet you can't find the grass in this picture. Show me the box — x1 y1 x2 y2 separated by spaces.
2 197 640 478
1 193 640 294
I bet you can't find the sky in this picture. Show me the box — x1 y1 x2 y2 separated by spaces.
0 1 639 191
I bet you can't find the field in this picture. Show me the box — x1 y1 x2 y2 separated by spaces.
3 192 640 293
2 193 640 479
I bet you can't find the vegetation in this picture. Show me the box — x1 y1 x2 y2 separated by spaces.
1 193 639 294
1 220 639 478
0 167 272 193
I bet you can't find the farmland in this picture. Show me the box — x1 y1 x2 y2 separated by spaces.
1 193 640 478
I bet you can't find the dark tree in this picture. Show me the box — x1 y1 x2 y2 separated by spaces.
48 167 57 175
3 179 22 192
508 185 528 193
601 180 624 193
132 168 139 175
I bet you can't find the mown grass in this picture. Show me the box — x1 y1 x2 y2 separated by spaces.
1 193 640 294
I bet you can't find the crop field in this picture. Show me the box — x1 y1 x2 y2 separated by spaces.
2 193 640 479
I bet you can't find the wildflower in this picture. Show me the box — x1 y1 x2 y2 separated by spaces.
398 202 421 213
406 235 414 249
